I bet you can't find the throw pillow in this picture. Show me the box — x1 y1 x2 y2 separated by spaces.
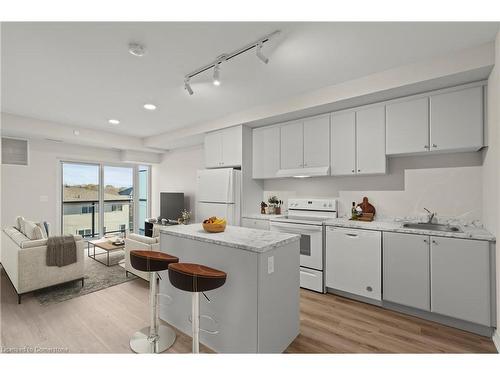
36 222 48 239
24 220 44 240
19 217 27 235
15 216 24 231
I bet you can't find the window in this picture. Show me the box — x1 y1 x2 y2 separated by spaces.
61 162 150 237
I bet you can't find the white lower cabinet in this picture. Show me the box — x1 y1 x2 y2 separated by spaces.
383 232 430 311
241 218 270 231
430 237 491 326
326 227 381 300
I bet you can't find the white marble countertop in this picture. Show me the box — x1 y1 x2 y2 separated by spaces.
160 224 300 253
242 214 283 220
324 218 496 242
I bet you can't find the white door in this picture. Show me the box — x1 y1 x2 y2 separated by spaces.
326 227 382 300
252 126 280 179
356 105 386 175
280 122 304 169
430 86 483 152
197 202 235 225
303 115 330 168
221 126 242 167
386 97 430 155
330 111 356 175
204 132 223 168
197 169 234 203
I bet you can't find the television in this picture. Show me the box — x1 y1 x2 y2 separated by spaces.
160 192 185 221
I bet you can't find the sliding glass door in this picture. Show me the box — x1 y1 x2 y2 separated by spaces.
62 162 100 237
61 162 150 238
103 165 134 235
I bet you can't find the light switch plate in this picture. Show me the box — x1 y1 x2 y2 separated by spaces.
267 256 274 274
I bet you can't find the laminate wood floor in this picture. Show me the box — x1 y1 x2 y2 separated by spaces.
1 268 496 353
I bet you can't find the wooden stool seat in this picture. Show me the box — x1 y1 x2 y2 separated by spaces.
130 250 179 272
168 263 227 292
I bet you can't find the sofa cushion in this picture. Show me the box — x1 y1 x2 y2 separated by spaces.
3 227 29 247
128 233 159 245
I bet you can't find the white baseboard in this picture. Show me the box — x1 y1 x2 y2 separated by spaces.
493 329 500 353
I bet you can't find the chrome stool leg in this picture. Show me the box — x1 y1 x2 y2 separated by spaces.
130 272 176 353
192 292 200 353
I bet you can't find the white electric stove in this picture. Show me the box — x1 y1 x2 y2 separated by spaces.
270 198 338 293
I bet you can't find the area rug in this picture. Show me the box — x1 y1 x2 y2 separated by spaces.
34 249 137 305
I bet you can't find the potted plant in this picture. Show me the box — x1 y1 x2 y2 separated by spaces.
267 196 279 215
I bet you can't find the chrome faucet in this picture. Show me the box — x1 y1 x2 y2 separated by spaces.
423 208 436 224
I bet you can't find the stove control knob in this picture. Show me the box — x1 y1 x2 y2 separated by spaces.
323 203 327 207
328 203 333 207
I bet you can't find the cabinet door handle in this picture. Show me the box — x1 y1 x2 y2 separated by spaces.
424 145 430 149
423 239 428 243
432 239 438 244
351 169 355 173
432 144 437 148
357 169 361 172
345 233 358 237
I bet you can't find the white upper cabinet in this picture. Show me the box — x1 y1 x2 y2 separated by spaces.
303 115 330 168
221 126 243 167
280 121 304 169
356 106 386 175
204 131 223 168
430 86 483 152
386 97 429 155
331 111 356 175
252 126 280 179
331 106 386 176
204 126 242 168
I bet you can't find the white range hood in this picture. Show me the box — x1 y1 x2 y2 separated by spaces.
276 166 330 178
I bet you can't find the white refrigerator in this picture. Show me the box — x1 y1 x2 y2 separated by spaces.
196 168 241 225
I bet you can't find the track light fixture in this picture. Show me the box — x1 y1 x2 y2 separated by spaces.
256 42 269 64
183 30 280 95
184 78 193 96
213 63 221 86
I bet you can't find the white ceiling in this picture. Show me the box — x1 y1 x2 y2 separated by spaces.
2 22 499 137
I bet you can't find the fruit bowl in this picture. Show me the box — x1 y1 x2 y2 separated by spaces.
202 217 226 233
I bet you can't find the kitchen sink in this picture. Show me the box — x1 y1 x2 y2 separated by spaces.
402 222 463 233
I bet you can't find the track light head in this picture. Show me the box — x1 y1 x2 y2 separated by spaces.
256 42 269 64
213 64 221 86
184 78 194 95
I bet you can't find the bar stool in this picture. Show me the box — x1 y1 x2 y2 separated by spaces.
168 263 227 353
129 250 179 353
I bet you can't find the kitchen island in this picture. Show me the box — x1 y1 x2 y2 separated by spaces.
158 224 301 353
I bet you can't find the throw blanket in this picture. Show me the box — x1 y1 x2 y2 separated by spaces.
46 236 77 267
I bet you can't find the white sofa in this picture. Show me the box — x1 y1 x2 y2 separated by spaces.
1 227 85 303
124 233 160 281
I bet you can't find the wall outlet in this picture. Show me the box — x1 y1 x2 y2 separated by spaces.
267 256 274 274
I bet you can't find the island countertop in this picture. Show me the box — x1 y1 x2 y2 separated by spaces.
159 223 300 253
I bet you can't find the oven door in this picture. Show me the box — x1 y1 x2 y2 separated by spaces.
269 221 323 270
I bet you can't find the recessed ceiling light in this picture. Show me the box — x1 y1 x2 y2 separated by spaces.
128 42 146 57
73 130 80 136
143 103 157 111
108 119 120 125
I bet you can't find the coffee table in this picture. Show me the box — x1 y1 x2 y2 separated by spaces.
87 239 125 267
